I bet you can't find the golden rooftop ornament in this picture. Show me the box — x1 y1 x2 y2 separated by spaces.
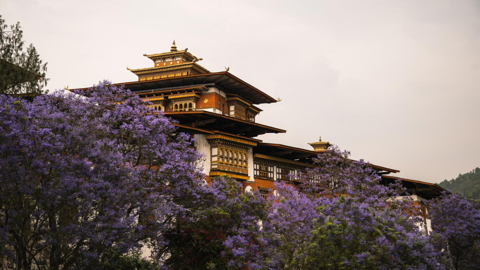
170 40 177 52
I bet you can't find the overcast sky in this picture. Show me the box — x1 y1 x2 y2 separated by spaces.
3 0 480 183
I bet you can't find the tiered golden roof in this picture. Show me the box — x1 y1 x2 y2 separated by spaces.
128 41 210 80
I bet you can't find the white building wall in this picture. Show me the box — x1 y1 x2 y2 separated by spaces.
425 218 432 235
201 107 223 114
248 147 254 182
193 134 211 175
391 195 432 235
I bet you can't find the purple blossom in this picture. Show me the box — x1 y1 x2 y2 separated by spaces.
262 147 446 269
0 82 201 269
429 192 480 269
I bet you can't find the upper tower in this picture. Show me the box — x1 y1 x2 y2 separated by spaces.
127 41 210 81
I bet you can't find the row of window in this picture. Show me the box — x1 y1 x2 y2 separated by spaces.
147 105 163 111
146 100 256 122
218 148 248 167
276 167 299 181
254 164 274 179
254 163 301 181
154 57 183 63
147 103 194 112
173 102 194 112
148 102 226 113
235 106 246 120
229 104 256 122
140 72 187 81
155 60 182 66
211 147 249 175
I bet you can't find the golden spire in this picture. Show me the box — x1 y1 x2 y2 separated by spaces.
171 40 177 52
308 136 331 152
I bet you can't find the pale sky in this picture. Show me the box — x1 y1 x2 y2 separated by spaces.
3 0 480 183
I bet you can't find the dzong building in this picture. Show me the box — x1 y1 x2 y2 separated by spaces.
80 41 447 209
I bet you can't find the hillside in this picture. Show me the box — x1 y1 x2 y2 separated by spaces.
439 167 480 199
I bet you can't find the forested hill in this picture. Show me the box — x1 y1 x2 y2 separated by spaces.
439 167 480 199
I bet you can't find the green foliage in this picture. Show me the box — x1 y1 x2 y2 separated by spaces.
99 249 159 270
164 206 232 269
429 193 480 269
300 196 441 270
439 167 480 199
264 148 446 269
0 15 48 95
162 177 267 269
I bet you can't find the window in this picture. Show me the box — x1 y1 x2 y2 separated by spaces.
276 166 297 181
248 113 256 122
173 102 194 112
212 146 249 175
235 106 246 120
254 163 274 180
258 187 271 199
146 104 163 112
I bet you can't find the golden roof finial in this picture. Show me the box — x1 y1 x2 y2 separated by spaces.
171 40 177 52
308 136 331 152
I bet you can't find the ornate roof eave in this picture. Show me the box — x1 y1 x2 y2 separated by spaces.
75 72 278 105
165 111 286 132
381 175 450 199
136 86 206 96
249 105 263 113
143 50 197 61
164 110 285 137
254 153 317 168
227 95 253 106
206 134 258 147
128 62 210 75
210 130 263 143
367 163 400 174
172 123 215 134
172 125 263 145
258 142 320 158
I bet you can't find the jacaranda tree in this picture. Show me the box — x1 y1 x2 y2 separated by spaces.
262 148 447 269
429 193 480 270
161 177 269 269
0 82 202 269
1 81 467 270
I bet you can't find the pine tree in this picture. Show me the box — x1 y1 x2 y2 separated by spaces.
0 15 48 95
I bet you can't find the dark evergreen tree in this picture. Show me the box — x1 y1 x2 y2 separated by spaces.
0 15 48 95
